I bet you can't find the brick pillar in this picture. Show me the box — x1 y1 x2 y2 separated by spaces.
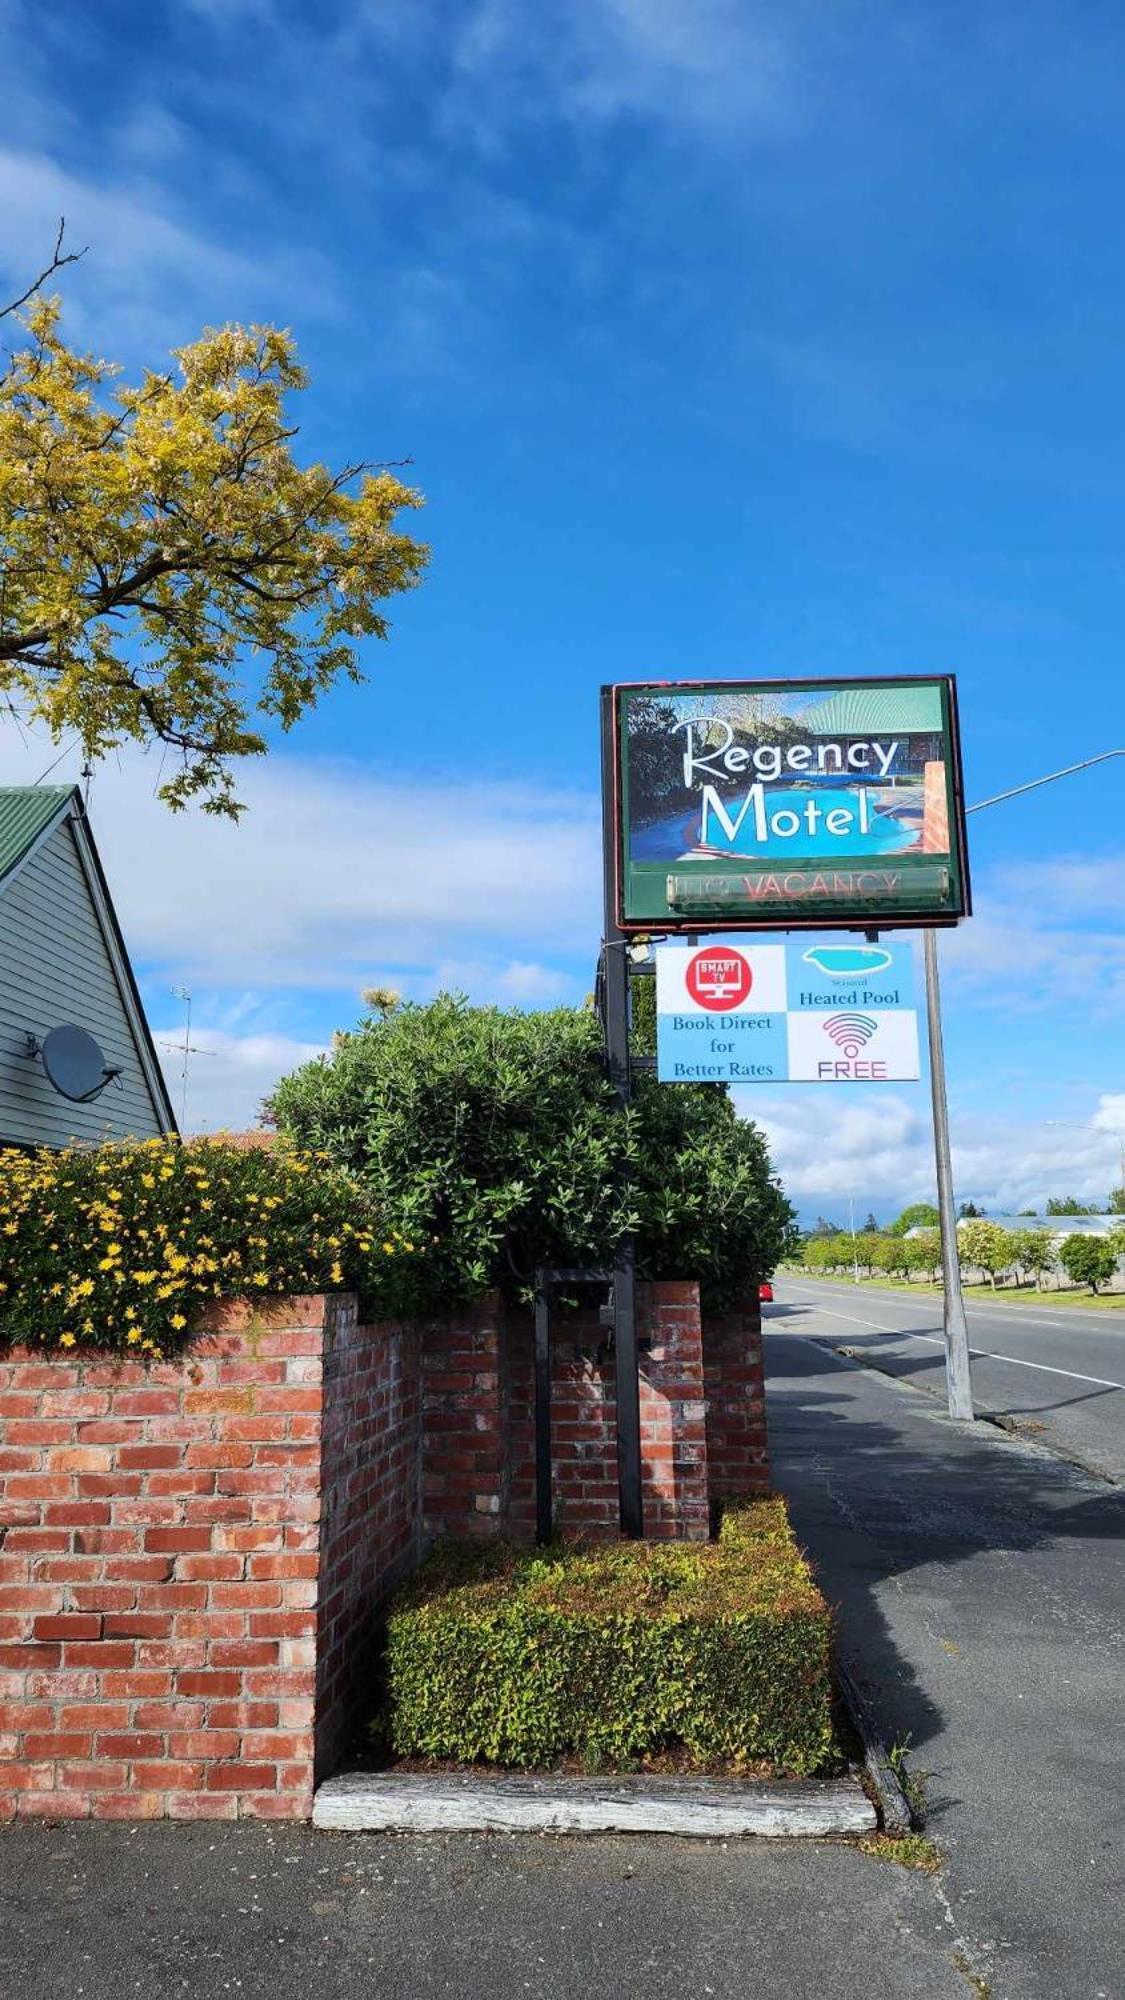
0 1294 425 1821
419 1298 506 1538
501 1283 710 1542
638 1283 710 1540
701 1304 770 1503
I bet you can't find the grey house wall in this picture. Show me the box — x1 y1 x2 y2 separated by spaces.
0 817 169 1147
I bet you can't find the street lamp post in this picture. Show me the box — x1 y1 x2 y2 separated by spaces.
925 748 1125 1424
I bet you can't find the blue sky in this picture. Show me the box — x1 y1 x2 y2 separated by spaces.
1 0 1123 1214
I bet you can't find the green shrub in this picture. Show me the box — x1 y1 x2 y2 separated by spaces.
384 1497 836 1774
269 993 797 1314
0 1136 422 1356
1059 1232 1118 1294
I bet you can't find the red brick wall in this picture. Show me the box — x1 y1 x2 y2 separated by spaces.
419 1303 505 1538
315 1298 420 1782
0 1296 423 1821
1 1284 767 1820
502 1283 715 1543
701 1305 769 1502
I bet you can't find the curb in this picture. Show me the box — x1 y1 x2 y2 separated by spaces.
833 1656 914 1837
831 1341 1121 1489
313 1770 878 1839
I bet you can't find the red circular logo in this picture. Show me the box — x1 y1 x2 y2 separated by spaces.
685 947 752 1011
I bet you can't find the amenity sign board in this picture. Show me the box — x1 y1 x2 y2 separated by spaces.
655 940 920 1083
608 676 971 931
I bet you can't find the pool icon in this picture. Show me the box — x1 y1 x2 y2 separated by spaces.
803 945 893 980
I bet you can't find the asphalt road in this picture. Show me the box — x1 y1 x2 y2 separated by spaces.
764 1317 1125 2000
777 1276 1125 1483
0 1821 968 2000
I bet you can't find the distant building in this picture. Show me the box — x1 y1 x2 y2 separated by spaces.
900 1213 1121 1242
0 786 176 1148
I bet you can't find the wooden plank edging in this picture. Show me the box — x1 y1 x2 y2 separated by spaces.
312 1770 877 1838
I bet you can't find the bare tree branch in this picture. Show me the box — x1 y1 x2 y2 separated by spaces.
0 218 87 324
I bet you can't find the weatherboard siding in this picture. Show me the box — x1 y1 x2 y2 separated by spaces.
0 819 166 1147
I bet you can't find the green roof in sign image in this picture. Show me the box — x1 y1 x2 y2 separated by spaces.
798 685 944 736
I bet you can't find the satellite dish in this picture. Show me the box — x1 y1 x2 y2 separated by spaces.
32 1025 123 1103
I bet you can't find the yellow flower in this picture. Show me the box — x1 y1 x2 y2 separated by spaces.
330 1261 344 1285
382 1241 395 1255
169 1312 187 1330
59 1332 76 1348
126 1327 142 1345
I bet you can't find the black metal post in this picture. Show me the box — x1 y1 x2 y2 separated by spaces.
600 685 644 1539
533 1273 552 1545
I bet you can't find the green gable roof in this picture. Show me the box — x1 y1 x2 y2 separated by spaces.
799 686 944 736
0 786 76 889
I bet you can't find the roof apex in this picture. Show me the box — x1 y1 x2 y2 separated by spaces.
0 785 78 889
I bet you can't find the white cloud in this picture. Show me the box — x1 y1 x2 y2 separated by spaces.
1093 1094 1125 1140
0 731 599 994
939 855 1125 1012
449 0 795 137
743 1087 1125 1218
0 139 339 358
152 1023 324 1135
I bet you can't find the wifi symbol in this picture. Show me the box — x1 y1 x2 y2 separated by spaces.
824 1014 879 1058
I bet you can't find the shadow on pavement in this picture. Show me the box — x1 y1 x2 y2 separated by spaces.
761 1332 1125 1767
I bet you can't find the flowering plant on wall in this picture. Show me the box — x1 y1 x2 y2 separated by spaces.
0 1137 422 1356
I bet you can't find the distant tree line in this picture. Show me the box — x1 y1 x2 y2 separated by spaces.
793 1202 1125 1294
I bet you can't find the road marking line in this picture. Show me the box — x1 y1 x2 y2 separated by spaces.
778 1295 1125 1392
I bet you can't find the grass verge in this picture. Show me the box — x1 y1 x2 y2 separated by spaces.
859 1832 943 1873
383 1497 837 1775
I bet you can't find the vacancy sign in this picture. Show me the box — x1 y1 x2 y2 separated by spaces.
655 940 920 1083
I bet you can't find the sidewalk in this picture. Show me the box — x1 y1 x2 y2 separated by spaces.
764 1312 1125 2000
0 1817 966 2000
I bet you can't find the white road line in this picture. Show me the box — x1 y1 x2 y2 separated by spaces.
777 1295 1125 1392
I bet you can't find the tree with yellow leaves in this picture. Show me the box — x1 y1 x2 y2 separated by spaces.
0 238 428 814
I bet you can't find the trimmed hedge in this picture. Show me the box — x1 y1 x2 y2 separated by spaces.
0 1136 424 1356
384 1498 836 1775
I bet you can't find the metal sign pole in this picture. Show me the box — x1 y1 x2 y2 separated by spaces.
600 687 644 1538
923 928 974 1421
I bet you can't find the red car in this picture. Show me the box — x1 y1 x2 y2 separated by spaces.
759 1279 774 1303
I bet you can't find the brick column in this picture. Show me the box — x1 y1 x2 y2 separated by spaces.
638 1283 710 1540
701 1304 770 1502
419 1299 506 1537
503 1283 710 1542
0 1295 424 1821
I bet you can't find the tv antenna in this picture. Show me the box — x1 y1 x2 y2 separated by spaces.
159 987 215 1130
